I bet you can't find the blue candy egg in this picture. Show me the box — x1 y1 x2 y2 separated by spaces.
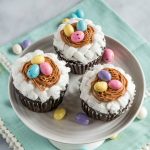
75 9 85 18
98 70 112 81
70 13 78 18
27 64 40 79
77 20 87 31
21 39 32 49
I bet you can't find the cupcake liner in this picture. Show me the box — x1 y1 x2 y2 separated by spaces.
54 46 102 74
15 87 67 113
81 100 131 121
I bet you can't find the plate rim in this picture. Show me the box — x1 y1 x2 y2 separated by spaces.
8 35 145 144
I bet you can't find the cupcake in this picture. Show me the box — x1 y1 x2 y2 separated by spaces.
53 18 106 74
11 50 70 112
80 64 136 121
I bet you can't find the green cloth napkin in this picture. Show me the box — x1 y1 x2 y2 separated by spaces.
0 0 150 149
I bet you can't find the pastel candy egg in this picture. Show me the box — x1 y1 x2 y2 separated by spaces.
77 20 87 31
75 9 85 18
40 62 53 76
102 48 114 63
31 55 45 64
71 31 85 43
27 64 40 79
94 81 108 92
137 106 148 120
110 133 118 140
108 80 122 90
98 70 111 81
70 13 78 18
64 24 74 37
53 108 66 120
75 112 89 125
21 39 32 49
12 44 22 55
62 18 70 23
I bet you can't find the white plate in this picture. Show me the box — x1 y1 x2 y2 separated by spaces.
9 35 145 145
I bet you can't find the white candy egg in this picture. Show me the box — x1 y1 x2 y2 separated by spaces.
12 44 22 55
137 106 148 120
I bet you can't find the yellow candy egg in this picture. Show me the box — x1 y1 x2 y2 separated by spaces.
53 108 66 120
94 81 108 92
62 18 70 23
64 24 74 37
31 55 45 64
110 133 118 140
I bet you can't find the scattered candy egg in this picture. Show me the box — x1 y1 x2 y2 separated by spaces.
27 64 40 79
77 20 87 31
71 31 85 43
70 13 78 18
75 9 85 18
64 24 74 37
108 80 122 90
75 112 89 125
21 39 32 49
110 133 118 140
12 44 22 55
31 55 45 64
94 81 108 92
137 106 148 120
98 70 112 81
62 18 70 23
53 108 66 120
40 62 53 76
102 48 114 63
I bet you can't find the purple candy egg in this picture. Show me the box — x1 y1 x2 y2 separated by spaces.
98 70 111 81
108 80 123 90
71 31 85 43
21 39 32 49
102 48 114 63
75 112 89 125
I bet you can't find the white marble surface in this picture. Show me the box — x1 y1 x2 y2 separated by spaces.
0 0 150 149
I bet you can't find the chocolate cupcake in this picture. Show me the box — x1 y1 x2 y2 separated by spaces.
80 64 136 121
53 18 106 74
11 50 70 112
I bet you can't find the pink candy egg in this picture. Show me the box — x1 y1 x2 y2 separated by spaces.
102 48 114 63
40 62 53 76
108 80 122 90
71 31 85 43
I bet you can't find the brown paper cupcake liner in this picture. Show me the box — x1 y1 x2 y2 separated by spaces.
15 87 67 112
54 46 102 74
81 100 131 121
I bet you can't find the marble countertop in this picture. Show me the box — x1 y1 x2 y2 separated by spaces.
0 0 150 149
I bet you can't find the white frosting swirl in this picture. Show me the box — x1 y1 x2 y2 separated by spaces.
80 64 136 114
11 50 70 103
53 18 106 64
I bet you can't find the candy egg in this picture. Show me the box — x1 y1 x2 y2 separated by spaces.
108 80 122 90
62 18 70 23
54 108 66 120
110 133 118 140
31 55 45 64
12 44 22 55
102 48 114 63
98 70 111 81
75 112 89 125
21 39 32 49
40 62 53 76
94 81 108 92
70 13 78 18
71 31 85 43
75 9 85 18
77 20 87 31
64 24 74 37
27 64 40 79
137 106 148 120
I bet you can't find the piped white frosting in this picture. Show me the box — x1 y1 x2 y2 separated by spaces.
11 50 70 103
53 18 106 64
80 64 136 114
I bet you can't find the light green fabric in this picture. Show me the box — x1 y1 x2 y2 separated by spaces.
0 0 150 149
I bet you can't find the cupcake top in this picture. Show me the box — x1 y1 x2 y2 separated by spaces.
12 50 70 103
53 18 106 64
80 64 136 114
